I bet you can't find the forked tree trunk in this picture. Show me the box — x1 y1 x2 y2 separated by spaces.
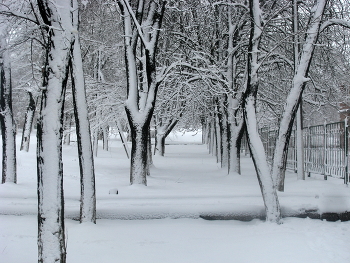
20 91 36 152
118 0 166 184
154 119 178 156
0 38 17 184
243 0 281 223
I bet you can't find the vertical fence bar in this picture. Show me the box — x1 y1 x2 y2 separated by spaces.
323 122 327 180
345 117 349 185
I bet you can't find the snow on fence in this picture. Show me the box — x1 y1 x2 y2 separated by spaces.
257 120 349 184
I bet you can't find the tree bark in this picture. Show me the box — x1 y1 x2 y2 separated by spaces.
126 109 152 185
0 38 17 184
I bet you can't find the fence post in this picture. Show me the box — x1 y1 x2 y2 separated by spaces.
345 117 348 185
307 126 311 177
297 109 304 179
323 122 327 180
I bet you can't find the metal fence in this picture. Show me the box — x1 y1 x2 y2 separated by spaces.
257 120 349 184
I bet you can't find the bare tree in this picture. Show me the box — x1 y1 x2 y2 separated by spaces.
243 0 281 223
117 0 166 185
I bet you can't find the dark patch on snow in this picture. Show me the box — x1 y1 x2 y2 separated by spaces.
199 210 350 222
1 210 350 222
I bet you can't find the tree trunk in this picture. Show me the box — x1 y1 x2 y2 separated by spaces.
63 112 72 145
154 119 178 156
227 94 244 174
93 128 99 157
218 97 229 169
147 126 153 174
228 121 244 174
243 0 281 223
116 119 130 158
0 38 17 184
102 125 109 151
155 133 166 156
214 109 222 163
244 95 281 222
209 119 215 155
20 91 36 152
36 1 74 261
126 110 151 185
272 0 327 191
293 0 305 181
118 0 166 184
70 25 96 223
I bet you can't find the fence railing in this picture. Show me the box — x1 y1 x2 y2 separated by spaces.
241 120 349 184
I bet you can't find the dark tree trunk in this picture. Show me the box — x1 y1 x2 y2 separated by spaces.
116 119 130 158
63 112 73 145
93 128 99 157
0 39 17 184
228 121 244 174
126 108 152 185
217 96 229 169
154 119 178 156
147 126 153 168
20 91 36 152
102 125 109 151
118 0 166 184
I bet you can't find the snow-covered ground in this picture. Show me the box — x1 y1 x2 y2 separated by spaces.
1 131 350 262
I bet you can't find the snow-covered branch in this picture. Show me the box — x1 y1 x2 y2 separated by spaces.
320 19 350 32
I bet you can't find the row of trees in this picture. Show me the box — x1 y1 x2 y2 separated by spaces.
1 0 350 262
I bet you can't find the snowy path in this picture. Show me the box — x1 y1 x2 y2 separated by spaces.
1 138 350 220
